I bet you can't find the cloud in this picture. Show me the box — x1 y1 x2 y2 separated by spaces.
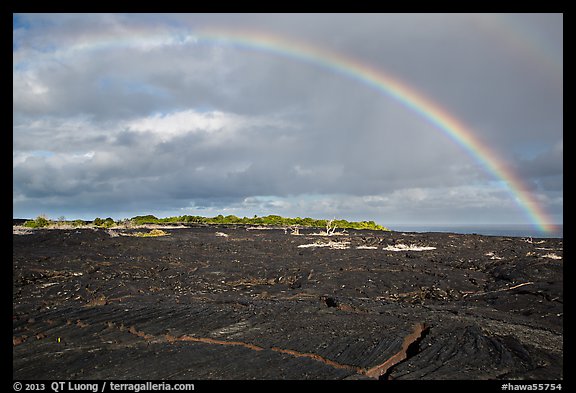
13 13 562 226
516 140 563 193
124 109 296 144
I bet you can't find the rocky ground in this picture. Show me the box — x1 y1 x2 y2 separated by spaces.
12 226 563 380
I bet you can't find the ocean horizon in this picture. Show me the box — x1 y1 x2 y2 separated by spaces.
389 224 563 239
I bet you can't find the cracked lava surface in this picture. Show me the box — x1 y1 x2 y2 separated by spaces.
13 226 563 379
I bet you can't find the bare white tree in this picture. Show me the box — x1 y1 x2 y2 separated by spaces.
326 219 337 236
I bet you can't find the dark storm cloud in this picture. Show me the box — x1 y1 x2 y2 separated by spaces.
13 13 562 225
517 141 563 192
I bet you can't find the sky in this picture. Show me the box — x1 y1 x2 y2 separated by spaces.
13 13 563 231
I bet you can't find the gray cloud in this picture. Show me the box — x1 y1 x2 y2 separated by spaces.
13 13 562 227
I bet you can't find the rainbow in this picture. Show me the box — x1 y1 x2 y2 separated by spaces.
14 24 558 232
196 28 557 232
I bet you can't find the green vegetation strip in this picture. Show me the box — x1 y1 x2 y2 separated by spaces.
22 214 389 231
128 214 388 231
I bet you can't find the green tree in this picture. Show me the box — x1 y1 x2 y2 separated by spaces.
103 217 115 228
24 215 50 228
130 215 159 225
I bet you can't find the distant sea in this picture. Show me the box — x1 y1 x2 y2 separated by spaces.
389 224 563 239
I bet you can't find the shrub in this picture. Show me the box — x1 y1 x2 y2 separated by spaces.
92 217 117 227
130 215 159 225
133 229 168 237
23 215 50 228
102 217 115 228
